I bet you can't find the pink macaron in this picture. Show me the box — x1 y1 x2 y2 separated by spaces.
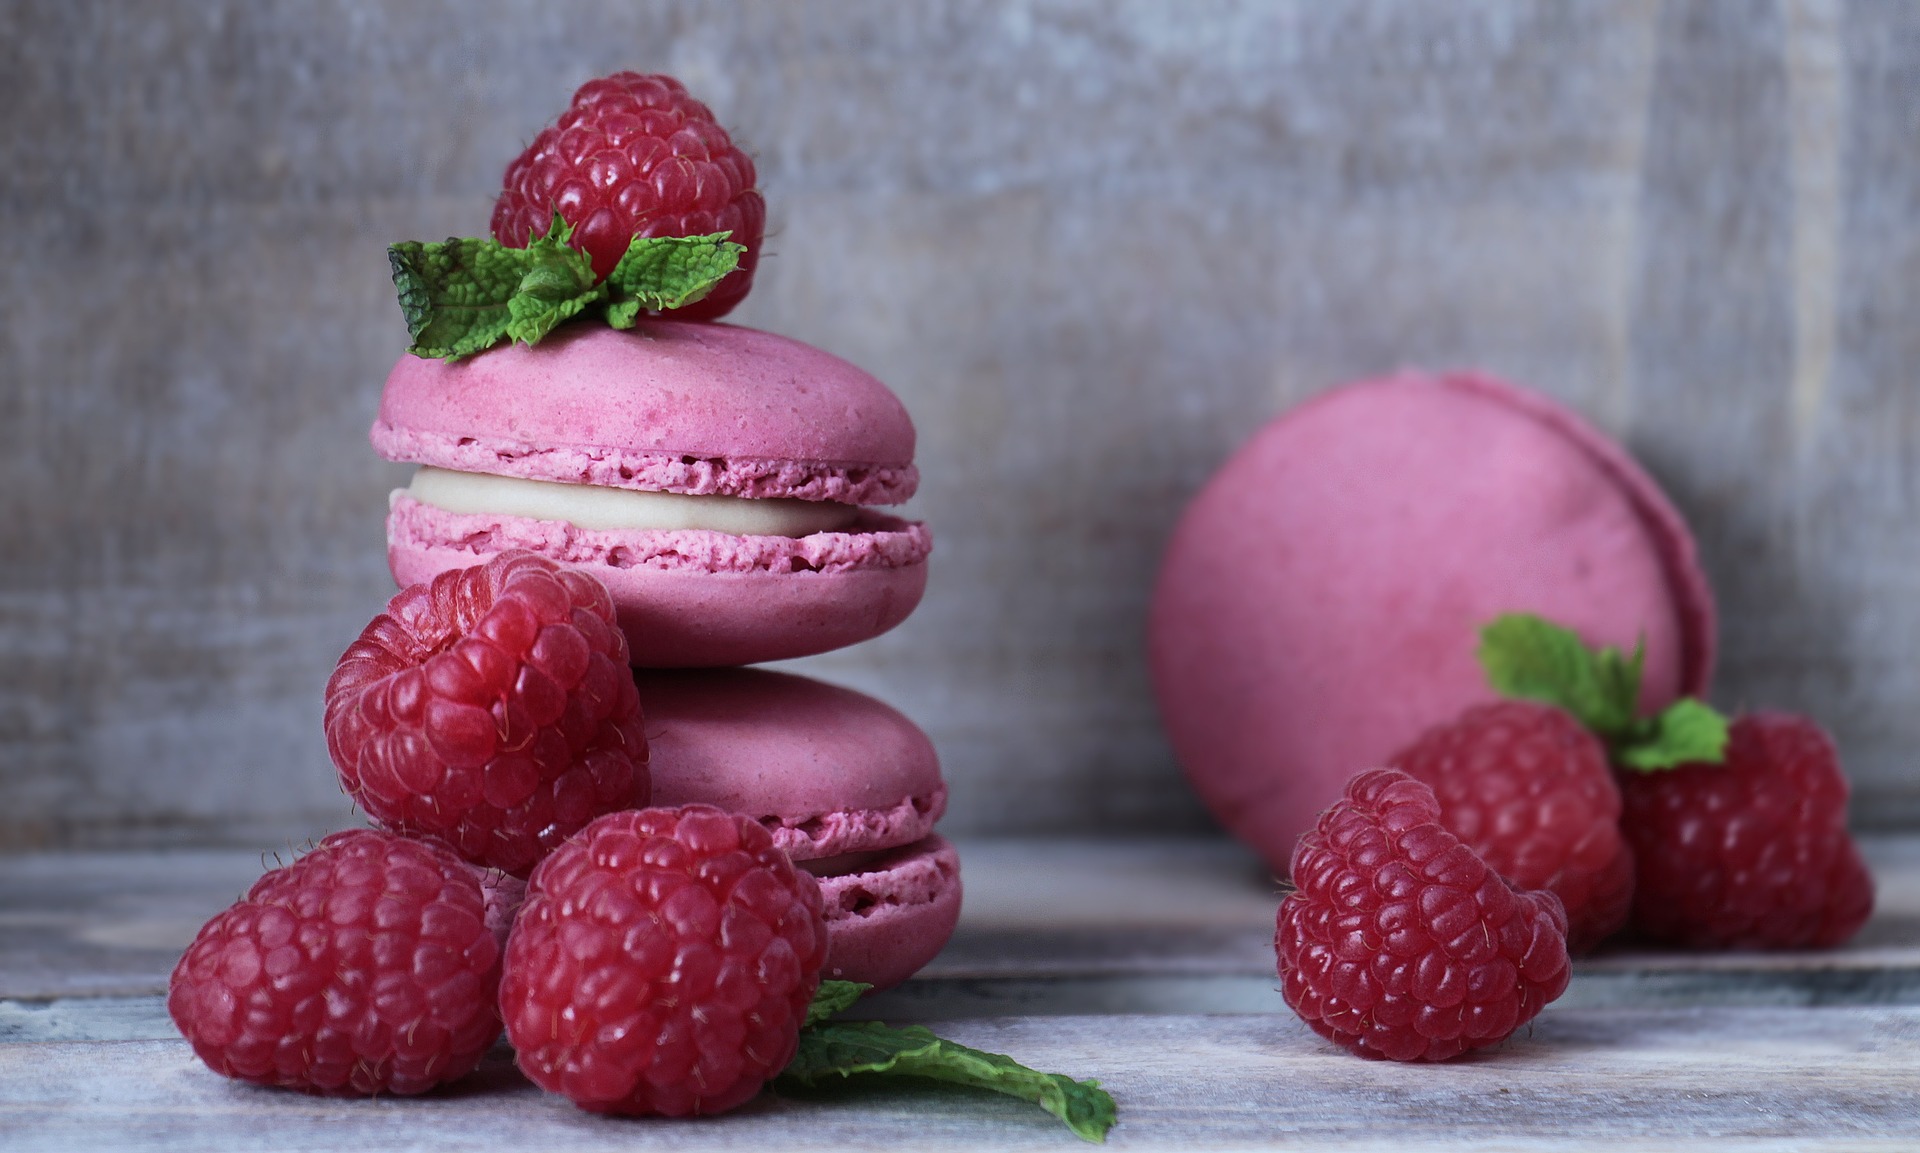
635 666 961 991
374 321 931 667
1150 371 1716 875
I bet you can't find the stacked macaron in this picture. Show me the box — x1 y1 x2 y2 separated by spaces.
370 285 959 994
362 71 961 992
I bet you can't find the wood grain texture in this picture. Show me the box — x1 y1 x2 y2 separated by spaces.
4 2 1919 847
4 1008 1920 1151
5 836 1916 1006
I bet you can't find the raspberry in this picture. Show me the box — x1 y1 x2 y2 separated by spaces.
1619 712 1874 949
491 72 764 320
325 552 649 877
167 830 506 1095
500 805 828 1116
1277 768 1571 1062
1389 701 1634 953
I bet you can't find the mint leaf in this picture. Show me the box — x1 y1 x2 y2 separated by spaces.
805 980 871 1027
602 232 745 328
502 225 603 346
388 219 604 361
1479 612 1733 770
388 237 529 360
781 1021 1117 1143
1615 697 1731 771
1477 613 1640 737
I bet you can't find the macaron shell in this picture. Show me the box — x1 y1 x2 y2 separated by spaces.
1150 371 1716 875
815 836 963 992
635 668 959 989
373 322 917 505
387 499 930 667
636 667 947 859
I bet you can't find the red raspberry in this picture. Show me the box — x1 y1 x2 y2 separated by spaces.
167 830 507 1095
1619 712 1874 949
491 71 764 320
1389 701 1634 953
1277 768 1571 1062
325 552 649 877
500 805 828 1116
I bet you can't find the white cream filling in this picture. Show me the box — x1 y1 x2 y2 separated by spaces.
405 466 861 537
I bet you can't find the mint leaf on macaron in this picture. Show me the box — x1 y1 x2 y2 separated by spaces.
388 218 746 360
782 982 1119 1143
602 231 744 328
500 220 603 347
388 235 533 361
1478 612 1730 771
804 979 872 1027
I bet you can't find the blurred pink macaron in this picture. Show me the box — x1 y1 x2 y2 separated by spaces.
374 321 930 668
635 666 960 992
1149 371 1716 875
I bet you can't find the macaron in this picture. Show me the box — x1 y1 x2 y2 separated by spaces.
1149 371 1716 874
373 321 931 667
635 666 961 991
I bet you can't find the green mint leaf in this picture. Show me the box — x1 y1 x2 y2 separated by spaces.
805 980 872 1027
1477 613 1641 738
502 225 604 346
602 232 744 327
781 1021 1117 1144
1615 697 1731 771
388 237 530 360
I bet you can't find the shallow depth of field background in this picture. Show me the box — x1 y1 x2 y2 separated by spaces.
3 1 1917 851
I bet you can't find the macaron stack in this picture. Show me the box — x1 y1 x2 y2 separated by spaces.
371 322 960 989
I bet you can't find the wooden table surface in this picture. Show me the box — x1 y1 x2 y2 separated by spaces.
5 836 1919 1150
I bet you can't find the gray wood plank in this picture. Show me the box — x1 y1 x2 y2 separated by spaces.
7 837 1919 1015
4 1007 1919 1151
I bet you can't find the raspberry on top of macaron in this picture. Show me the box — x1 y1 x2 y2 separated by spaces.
378 73 930 667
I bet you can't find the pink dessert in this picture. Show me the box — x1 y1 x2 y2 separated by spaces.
375 321 931 667
636 666 961 991
1149 371 1716 875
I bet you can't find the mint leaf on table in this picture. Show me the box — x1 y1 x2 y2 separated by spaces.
782 1021 1117 1143
805 980 871 1027
781 982 1118 1143
1477 612 1730 772
602 232 744 328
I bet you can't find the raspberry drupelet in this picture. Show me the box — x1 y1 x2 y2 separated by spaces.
1277 768 1572 1062
324 552 649 877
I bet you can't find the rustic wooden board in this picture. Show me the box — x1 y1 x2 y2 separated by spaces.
7 2 1920 852
7 836 1920 1148
4 1007 1919 1151
5 836 1917 1012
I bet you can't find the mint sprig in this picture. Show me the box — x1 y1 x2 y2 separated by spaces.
386 216 743 361
781 980 1118 1143
803 978 870 1027
602 232 744 327
1477 613 1729 771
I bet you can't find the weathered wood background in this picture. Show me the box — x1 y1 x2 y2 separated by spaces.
2 1 1917 850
